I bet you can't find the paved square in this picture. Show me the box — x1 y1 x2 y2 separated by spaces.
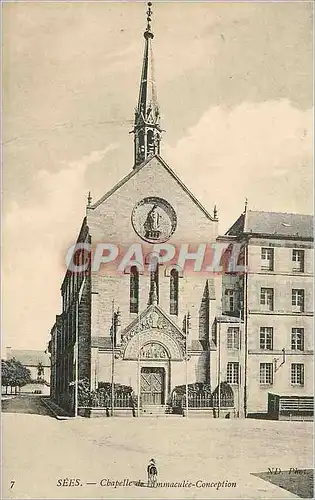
2 397 313 499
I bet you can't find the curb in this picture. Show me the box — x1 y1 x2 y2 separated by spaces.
41 397 73 420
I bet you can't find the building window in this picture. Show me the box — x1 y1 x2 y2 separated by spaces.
260 288 274 311
291 363 304 385
170 269 179 315
227 327 240 350
292 289 304 312
130 266 139 313
260 327 273 350
291 328 304 351
225 289 236 312
292 249 305 273
261 248 274 271
227 362 239 384
260 363 273 385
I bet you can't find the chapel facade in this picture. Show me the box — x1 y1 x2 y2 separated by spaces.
48 3 313 419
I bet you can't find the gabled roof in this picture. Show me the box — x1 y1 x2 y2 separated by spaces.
226 210 313 239
122 302 185 340
89 154 216 222
7 349 50 367
92 304 185 352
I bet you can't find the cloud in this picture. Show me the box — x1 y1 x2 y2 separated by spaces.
2 144 118 350
164 99 313 232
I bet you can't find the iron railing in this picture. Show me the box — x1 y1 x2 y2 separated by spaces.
172 393 234 409
79 393 135 409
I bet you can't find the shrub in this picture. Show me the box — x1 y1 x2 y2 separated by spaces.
77 379 137 408
97 382 134 396
171 382 212 397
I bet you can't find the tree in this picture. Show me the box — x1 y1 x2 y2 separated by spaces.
1 360 10 390
1 358 32 394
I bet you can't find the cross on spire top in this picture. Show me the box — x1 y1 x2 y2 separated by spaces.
146 2 153 32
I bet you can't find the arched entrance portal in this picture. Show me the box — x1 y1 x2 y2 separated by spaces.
140 343 170 405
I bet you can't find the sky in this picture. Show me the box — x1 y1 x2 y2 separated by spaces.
2 1 313 352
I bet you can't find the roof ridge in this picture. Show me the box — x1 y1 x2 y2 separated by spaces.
88 154 217 221
155 303 185 337
155 155 216 221
248 210 313 217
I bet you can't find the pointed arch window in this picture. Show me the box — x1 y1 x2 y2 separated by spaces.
147 130 154 155
136 130 145 164
130 266 139 313
170 268 179 315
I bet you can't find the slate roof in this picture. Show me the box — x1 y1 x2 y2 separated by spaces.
190 340 208 351
91 337 113 349
216 315 244 324
226 210 313 239
7 349 50 367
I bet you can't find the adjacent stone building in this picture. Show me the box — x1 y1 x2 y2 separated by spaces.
224 210 314 415
6 347 50 383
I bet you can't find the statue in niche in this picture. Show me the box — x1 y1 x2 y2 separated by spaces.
144 205 161 240
149 311 159 328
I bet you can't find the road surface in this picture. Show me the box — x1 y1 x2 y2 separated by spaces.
2 394 52 416
2 396 312 499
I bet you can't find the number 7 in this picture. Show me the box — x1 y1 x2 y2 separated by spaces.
10 481 15 489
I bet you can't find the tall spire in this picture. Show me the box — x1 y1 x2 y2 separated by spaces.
132 2 162 168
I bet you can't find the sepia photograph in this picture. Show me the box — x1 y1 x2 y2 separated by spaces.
2 1 314 499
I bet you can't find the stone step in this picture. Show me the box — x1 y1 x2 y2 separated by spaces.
141 405 167 416
140 413 182 418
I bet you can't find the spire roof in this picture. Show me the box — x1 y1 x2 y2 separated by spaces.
132 2 162 168
137 2 158 119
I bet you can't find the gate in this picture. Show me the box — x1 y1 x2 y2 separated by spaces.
141 367 165 405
